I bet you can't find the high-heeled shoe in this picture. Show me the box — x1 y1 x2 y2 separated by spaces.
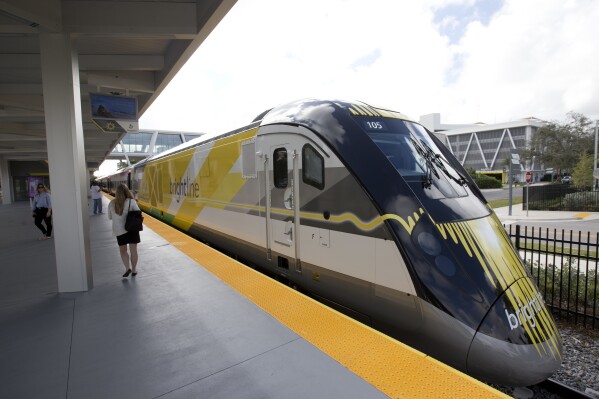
122 269 132 277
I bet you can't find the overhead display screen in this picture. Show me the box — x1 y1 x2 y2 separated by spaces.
90 93 139 133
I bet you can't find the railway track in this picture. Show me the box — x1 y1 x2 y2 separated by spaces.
537 378 598 398
493 379 598 398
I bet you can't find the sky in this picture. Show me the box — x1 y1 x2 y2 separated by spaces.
101 0 599 174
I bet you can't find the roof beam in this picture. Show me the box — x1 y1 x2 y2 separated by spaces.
0 122 44 135
0 84 43 95
0 94 44 111
0 0 62 32
83 71 155 94
0 54 164 71
62 1 197 37
80 55 164 71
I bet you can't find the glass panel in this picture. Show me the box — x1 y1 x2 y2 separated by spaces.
184 134 203 142
154 133 183 153
273 148 288 188
241 141 256 179
12 176 28 201
120 132 152 153
366 120 468 199
302 145 324 189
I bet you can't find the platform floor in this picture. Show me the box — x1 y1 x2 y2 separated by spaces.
0 196 506 399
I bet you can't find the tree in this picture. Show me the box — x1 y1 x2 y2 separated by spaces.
464 166 477 178
571 152 594 187
527 112 595 174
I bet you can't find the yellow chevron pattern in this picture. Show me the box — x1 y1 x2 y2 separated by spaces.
177 128 259 229
139 128 259 229
346 103 413 121
432 214 561 359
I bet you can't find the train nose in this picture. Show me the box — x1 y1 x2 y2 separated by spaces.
466 279 563 387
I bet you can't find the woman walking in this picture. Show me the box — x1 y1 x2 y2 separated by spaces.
108 184 141 277
31 183 52 240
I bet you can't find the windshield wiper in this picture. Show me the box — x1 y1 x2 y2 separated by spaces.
411 137 467 187
421 155 437 189
411 137 440 189
437 155 468 186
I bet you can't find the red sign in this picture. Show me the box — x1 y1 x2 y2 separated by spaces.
525 171 532 183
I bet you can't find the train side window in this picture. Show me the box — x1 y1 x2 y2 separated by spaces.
273 148 288 188
241 139 257 179
302 144 324 190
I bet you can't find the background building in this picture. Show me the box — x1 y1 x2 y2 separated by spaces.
420 113 547 183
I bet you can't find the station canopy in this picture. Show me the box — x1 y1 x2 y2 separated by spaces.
0 0 236 166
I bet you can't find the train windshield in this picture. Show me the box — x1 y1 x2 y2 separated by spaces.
366 120 468 199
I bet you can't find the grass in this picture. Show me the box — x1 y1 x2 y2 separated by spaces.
518 241 596 258
488 196 598 257
488 197 523 209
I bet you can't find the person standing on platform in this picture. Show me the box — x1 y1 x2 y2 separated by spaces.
90 181 103 214
108 184 141 278
31 183 52 240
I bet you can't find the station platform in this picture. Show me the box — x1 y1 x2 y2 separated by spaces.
0 196 507 399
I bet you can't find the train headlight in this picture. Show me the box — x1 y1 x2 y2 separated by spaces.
417 231 456 277
417 232 441 256
434 255 456 277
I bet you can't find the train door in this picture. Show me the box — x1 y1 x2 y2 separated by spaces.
260 134 303 278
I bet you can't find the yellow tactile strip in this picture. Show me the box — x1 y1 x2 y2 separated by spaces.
143 215 509 399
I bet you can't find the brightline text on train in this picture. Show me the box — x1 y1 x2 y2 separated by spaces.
169 177 199 198
505 293 544 330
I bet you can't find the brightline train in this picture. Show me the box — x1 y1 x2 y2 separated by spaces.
100 99 562 387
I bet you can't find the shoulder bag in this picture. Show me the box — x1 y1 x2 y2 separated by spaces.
125 199 144 232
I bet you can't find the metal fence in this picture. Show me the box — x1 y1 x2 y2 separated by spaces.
505 224 599 329
524 184 599 211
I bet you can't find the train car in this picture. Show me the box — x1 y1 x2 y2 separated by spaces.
101 167 131 195
102 99 562 387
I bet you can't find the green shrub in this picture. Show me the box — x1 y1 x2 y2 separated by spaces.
528 260 599 318
474 174 502 189
528 197 564 210
563 191 599 211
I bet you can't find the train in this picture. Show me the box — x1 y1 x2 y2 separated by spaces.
99 98 562 387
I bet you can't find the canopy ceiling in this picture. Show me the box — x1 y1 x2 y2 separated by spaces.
0 0 236 165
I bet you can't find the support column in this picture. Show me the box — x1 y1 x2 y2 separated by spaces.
40 33 93 292
0 156 12 204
